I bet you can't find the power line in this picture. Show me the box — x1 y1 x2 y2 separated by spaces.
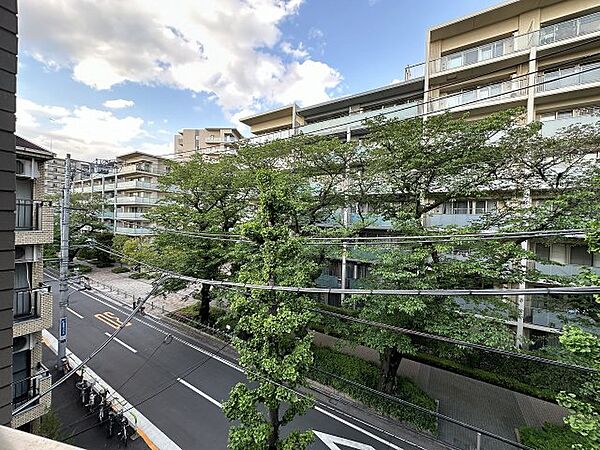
311 307 596 373
89 241 600 297
12 275 168 415
84 242 598 373
312 367 530 450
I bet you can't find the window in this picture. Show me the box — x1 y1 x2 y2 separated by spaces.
556 110 574 119
570 245 592 265
12 348 30 404
535 243 551 261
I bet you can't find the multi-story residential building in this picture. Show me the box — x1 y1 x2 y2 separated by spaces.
239 0 600 348
13 136 54 430
43 157 91 197
173 127 243 159
0 0 17 427
72 151 169 236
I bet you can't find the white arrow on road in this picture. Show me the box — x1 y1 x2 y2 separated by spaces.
314 430 376 450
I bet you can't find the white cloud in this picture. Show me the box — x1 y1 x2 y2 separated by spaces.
20 0 342 115
280 41 309 59
16 98 150 159
102 99 135 109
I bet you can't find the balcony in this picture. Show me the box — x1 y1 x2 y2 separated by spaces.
15 199 43 231
429 11 600 76
424 213 482 227
536 62 600 95
12 365 51 412
430 34 532 75
115 226 154 235
117 180 159 190
534 261 600 277
121 164 165 175
115 196 158 205
13 288 39 321
430 78 527 112
540 115 600 137
245 128 296 145
301 101 422 135
538 11 600 47
99 211 146 220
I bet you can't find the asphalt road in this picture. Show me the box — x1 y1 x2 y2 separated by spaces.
45 274 426 450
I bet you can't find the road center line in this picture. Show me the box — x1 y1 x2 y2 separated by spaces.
104 332 138 353
177 378 223 408
66 307 84 319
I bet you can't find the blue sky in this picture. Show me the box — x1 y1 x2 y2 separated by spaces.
16 0 499 160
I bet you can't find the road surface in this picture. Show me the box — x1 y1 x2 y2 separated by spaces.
45 274 435 450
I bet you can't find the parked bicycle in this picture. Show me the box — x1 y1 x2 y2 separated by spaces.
75 379 92 406
117 413 129 446
106 409 117 438
98 391 109 423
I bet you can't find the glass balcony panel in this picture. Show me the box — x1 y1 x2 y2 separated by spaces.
579 13 600 35
581 62 600 84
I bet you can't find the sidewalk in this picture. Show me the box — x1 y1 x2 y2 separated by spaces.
315 332 567 450
41 346 148 450
84 266 196 313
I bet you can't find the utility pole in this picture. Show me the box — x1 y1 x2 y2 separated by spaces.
340 126 351 305
57 154 72 369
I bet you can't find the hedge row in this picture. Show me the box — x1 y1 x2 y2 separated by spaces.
519 423 587 449
311 346 438 433
172 305 438 433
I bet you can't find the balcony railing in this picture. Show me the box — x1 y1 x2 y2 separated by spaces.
15 199 42 231
12 366 50 412
431 78 527 112
302 101 422 135
539 11 600 46
115 196 157 205
115 226 153 235
424 213 483 227
430 34 529 74
13 288 37 320
536 62 600 93
429 11 600 75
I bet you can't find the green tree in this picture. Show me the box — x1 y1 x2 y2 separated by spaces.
142 154 252 323
556 223 600 450
223 170 317 450
347 110 534 393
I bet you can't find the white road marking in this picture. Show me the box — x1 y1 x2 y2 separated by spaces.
104 332 138 353
177 378 223 408
314 407 402 450
314 431 376 450
67 307 84 319
45 272 407 450
42 329 181 450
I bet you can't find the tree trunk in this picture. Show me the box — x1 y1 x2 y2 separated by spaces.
198 284 211 324
378 348 403 394
267 406 279 450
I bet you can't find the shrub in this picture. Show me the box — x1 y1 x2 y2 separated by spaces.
520 423 587 449
72 264 92 274
311 346 437 433
37 409 71 443
111 266 130 274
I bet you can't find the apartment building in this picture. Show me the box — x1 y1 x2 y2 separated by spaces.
72 151 169 235
173 127 243 159
0 0 17 427
44 157 91 196
239 0 600 347
13 136 54 430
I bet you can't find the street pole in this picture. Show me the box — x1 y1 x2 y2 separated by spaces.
58 154 72 369
340 126 351 306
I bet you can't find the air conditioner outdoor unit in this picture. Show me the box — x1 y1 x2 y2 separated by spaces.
12 335 31 353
